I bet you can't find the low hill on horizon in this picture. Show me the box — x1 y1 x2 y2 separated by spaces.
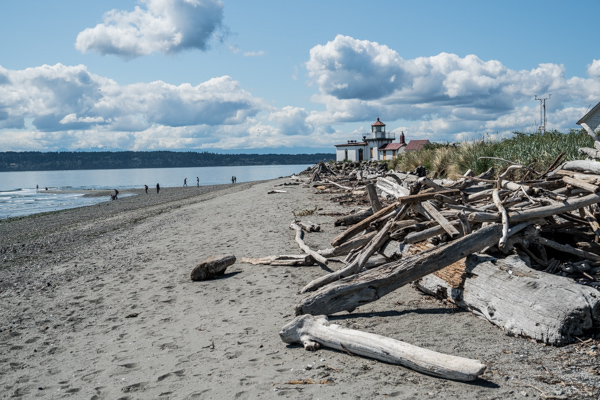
0 151 335 172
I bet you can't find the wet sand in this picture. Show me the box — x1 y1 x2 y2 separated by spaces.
0 178 598 399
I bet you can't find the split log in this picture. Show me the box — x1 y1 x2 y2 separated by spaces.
290 221 328 265
416 254 600 345
295 225 503 316
241 255 313 266
279 315 486 381
268 189 287 194
190 255 236 281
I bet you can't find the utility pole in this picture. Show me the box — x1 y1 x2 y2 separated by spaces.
535 94 551 133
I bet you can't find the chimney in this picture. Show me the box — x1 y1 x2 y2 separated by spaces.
400 131 406 145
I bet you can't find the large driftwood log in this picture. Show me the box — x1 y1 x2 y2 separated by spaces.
190 255 236 281
416 254 600 345
279 315 486 382
296 225 503 316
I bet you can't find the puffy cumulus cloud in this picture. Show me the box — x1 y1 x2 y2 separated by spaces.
75 0 225 59
0 63 272 151
267 106 311 136
306 36 600 142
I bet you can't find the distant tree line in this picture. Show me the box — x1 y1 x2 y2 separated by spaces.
0 151 335 172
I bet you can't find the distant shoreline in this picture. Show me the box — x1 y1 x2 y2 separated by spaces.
0 151 333 172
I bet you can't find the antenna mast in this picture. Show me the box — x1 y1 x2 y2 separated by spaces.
535 94 551 133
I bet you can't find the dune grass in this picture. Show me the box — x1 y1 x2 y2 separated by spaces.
389 129 593 179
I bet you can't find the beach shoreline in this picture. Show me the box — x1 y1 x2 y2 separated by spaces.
1 178 598 399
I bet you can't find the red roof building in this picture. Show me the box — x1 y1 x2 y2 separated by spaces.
404 140 430 152
335 118 413 162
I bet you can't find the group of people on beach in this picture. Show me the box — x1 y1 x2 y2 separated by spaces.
231 176 237 184
183 177 200 187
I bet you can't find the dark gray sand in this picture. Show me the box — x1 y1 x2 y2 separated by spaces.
0 179 598 399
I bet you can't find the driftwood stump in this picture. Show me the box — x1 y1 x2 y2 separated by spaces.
280 315 486 381
190 255 236 281
417 254 600 345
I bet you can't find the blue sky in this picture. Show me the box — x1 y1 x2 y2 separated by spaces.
1 0 599 153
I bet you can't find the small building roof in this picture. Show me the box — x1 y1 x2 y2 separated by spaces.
577 101 600 126
371 117 385 127
378 143 405 151
404 140 430 152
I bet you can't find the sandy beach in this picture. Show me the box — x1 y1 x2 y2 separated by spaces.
1 178 599 399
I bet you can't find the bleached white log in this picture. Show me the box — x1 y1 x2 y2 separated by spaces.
549 160 600 177
376 177 410 198
290 221 328 265
279 315 486 382
416 254 600 345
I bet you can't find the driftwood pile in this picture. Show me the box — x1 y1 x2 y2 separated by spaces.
270 157 600 380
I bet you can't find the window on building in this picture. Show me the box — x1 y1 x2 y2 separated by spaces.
344 149 348 160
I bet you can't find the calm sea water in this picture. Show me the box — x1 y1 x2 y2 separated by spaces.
0 164 312 219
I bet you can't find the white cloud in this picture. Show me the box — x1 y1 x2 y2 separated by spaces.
0 63 274 151
305 35 600 142
75 0 226 59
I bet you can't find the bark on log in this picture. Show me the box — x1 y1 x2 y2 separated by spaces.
190 255 236 281
416 254 600 345
295 225 503 316
279 315 486 381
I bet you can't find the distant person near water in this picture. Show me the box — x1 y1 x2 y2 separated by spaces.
156 183 160 194
184 178 187 187
232 176 237 184
144 184 148 194
111 189 119 200
196 177 199 187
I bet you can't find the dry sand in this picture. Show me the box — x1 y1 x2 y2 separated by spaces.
0 178 599 399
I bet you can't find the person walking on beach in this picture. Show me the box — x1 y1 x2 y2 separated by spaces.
196 177 199 187
111 189 119 200
144 184 148 194
232 176 235 184
156 183 160 194
184 178 187 187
